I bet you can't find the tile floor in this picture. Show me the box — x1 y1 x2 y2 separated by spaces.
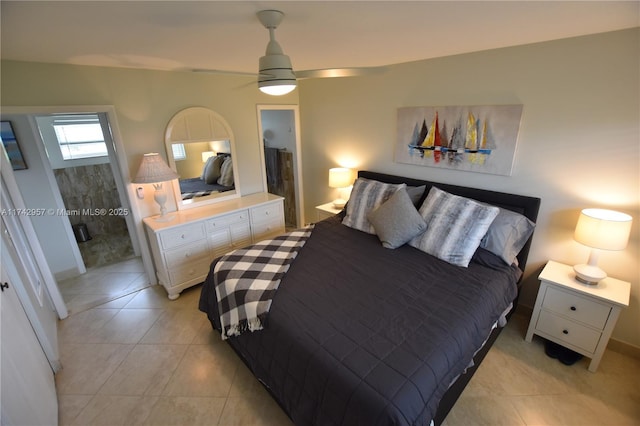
56 284 640 426
57 257 150 315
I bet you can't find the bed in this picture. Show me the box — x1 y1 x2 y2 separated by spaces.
179 177 234 200
199 170 540 425
179 153 235 199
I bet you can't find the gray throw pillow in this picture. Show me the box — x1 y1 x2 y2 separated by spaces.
342 178 406 234
217 156 234 186
368 189 427 249
409 187 499 267
406 185 426 205
204 155 224 184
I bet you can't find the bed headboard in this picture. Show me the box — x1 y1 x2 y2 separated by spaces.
358 171 541 272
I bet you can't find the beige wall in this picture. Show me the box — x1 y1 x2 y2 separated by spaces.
1 28 638 348
298 28 639 348
0 61 298 217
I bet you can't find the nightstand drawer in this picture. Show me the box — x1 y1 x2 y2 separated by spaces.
542 286 611 329
159 223 205 250
537 310 601 353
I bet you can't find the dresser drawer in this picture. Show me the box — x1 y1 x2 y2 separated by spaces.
159 223 205 250
167 258 211 287
206 210 249 232
542 286 611 330
164 240 210 268
230 222 252 247
250 202 282 224
537 310 602 353
252 218 284 241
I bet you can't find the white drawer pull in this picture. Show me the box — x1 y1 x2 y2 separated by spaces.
185 252 191 258
181 234 185 239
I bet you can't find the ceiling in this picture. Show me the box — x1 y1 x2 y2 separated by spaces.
1 1 638 76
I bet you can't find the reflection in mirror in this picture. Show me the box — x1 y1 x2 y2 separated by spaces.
165 107 240 210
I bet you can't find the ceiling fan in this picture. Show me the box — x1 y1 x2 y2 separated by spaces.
193 10 387 95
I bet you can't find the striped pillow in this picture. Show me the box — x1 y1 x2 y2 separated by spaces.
342 178 406 234
217 156 234 187
409 187 499 267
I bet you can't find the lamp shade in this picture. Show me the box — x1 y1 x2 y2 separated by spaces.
132 153 179 184
574 208 632 251
328 168 353 188
202 151 215 163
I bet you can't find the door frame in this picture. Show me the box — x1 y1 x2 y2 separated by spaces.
2 105 156 304
256 104 305 227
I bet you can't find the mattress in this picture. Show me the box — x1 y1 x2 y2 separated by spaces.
199 215 520 425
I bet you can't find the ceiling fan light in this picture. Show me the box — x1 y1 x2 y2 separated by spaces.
258 54 296 96
259 83 297 96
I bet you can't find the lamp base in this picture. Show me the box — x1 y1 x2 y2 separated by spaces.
573 263 606 285
332 198 346 209
154 214 175 223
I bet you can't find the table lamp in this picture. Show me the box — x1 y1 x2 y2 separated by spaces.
132 153 179 221
328 168 353 209
573 208 632 285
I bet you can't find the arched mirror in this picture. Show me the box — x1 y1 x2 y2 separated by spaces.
165 107 240 210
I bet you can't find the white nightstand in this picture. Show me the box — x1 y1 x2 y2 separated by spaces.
315 202 343 221
525 260 630 372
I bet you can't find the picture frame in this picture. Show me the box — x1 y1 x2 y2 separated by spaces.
395 105 523 176
1 121 28 170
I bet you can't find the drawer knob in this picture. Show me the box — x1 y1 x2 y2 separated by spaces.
570 306 576 311
562 329 569 335
181 234 185 239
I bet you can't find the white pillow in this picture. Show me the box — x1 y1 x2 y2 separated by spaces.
409 187 499 267
342 178 406 234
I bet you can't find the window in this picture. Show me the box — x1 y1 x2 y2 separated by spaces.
52 114 108 160
172 143 186 161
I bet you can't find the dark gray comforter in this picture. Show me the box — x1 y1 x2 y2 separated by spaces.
199 215 520 425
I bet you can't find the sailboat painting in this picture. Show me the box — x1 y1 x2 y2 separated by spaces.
395 105 523 176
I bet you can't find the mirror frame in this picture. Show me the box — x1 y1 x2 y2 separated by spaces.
165 107 240 210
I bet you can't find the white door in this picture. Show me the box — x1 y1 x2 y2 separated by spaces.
0 147 67 371
1 231 58 425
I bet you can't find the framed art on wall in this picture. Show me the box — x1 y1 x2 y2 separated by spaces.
395 105 523 176
1 121 28 170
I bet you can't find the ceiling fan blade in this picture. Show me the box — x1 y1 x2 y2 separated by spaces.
191 69 257 77
191 66 388 81
295 66 388 79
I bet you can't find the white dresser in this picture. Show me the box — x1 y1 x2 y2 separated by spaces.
144 193 285 299
525 260 630 372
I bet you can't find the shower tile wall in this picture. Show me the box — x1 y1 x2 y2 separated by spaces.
54 163 134 268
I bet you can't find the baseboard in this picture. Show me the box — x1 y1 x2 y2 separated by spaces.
607 338 640 359
54 267 83 281
515 304 640 360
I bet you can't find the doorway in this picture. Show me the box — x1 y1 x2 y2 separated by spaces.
1 106 155 313
257 105 305 228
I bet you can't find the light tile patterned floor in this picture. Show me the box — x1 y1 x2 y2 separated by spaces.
57 257 150 315
56 283 640 425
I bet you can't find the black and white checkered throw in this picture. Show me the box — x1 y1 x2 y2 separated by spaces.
214 225 314 340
